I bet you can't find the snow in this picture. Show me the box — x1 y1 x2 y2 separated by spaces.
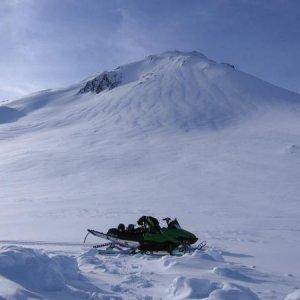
0 50 300 298
0 276 40 300
0 246 67 292
168 276 220 299
0 244 296 299
0 106 24 124
285 290 300 300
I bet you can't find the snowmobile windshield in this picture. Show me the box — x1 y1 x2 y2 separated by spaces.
168 219 181 229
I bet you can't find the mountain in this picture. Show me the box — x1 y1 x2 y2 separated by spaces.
0 51 300 299
1 50 299 132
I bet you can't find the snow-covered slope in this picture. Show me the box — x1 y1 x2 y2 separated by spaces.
0 51 300 299
1 50 299 132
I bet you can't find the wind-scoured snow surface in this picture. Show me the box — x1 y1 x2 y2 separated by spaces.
0 51 300 299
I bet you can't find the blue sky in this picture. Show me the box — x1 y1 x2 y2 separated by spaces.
0 0 299 100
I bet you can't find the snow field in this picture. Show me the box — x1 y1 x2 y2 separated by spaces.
1 51 300 298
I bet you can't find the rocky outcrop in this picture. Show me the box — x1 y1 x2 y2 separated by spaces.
79 71 121 94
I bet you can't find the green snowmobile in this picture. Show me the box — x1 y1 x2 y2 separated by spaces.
84 216 205 254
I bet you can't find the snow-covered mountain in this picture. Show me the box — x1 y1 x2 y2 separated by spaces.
1 50 299 132
0 51 300 299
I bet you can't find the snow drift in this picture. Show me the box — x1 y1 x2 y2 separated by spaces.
0 245 77 292
168 276 259 300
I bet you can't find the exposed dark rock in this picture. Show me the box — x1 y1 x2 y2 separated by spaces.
79 71 121 94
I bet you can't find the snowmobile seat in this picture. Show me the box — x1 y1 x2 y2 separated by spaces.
134 227 144 234
118 223 125 231
127 224 135 232
107 228 119 235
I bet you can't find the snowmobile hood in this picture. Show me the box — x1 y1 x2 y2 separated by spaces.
179 229 198 244
159 227 198 245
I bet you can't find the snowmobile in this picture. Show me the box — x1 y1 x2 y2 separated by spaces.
84 216 206 255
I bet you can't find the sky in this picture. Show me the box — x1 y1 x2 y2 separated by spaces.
0 0 299 100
